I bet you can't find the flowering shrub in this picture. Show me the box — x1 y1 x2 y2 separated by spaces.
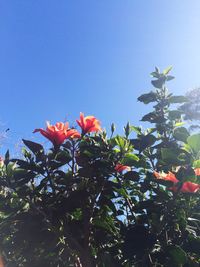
0 68 200 266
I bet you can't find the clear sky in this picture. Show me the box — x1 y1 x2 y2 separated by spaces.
1 1 200 152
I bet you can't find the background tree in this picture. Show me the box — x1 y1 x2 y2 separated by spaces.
179 87 200 131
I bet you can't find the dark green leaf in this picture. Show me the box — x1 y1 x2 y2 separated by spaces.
169 95 188 104
166 75 175 81
161 148 182 164
168 110 182 120
137 92 157 104
173 127 189 142
150 71 160 78
187 134 200 154
55 150 71 164
22 139 44 156
130 126 141 135
4 150 10 164
122 153 139 166
151 76 166 88
141 112 165 123
167 245 187 266
130 134 157 152
124 171 140 182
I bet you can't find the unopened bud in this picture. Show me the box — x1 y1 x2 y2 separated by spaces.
124 122 130 137
111 123 115 134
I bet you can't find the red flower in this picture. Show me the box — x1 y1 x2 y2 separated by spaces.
153 171 179 184
76 113 102 134
169 181 200 193
34 121 80 147
115 164 131 173
154 170 200 193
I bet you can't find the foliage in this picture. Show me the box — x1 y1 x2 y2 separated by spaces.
179 87 200 131
0 68 200 266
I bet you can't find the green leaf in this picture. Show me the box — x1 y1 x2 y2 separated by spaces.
22 139 44 155
167 245 187 266
193 159 200 168
115 188 129 198
124 171 140 182
175 121 185 127
166 75 175 81
173 127 189 142
114 136 126 149
93 216 116 234
4 149 10 164
13 169 36 187
182 143 193 154
161 148 181 164
124 122 131 137
6 162 17 177
11 159 44 173
151 76 166 88
78 167 94 178
130 126 141 135
142 134 157 147
169 95 188 104
150 71 160 78
111 123 115 134
187 134 200 154
137 92 157 104
122 153 139 166
141 112 160 123
130 134 157 152
55 150 71 164
163 66 172 75
71 208 82 221
133 157 151 169
186 235 200 255
168 110 182 120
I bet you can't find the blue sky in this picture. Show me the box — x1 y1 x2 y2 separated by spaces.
1 1 200 151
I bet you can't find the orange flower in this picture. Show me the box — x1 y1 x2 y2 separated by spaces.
115 164 131 173
34 122 80 147
194 168 200 176
169 181 200 193
76 113 102 134
153 171 179 184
